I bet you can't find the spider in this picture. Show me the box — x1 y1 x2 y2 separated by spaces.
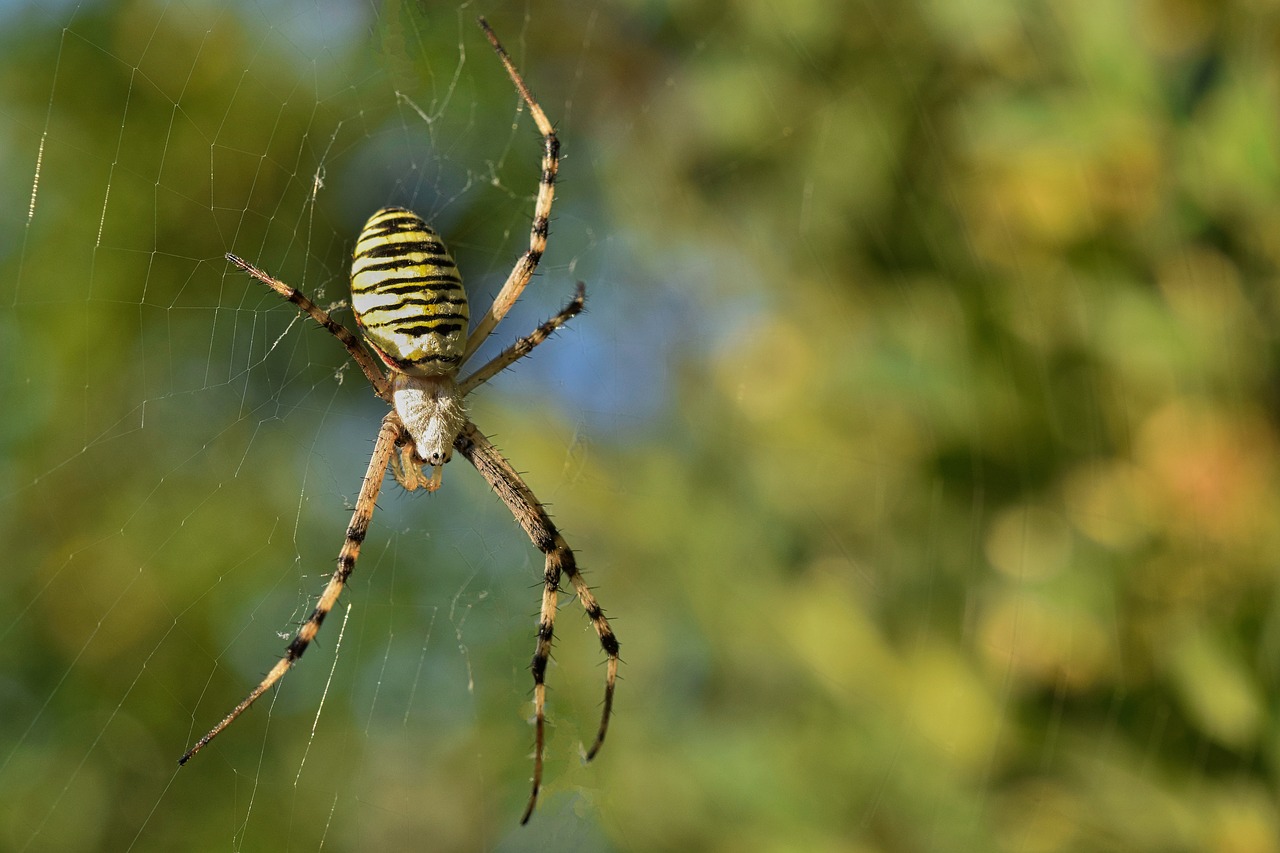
179 17 618 824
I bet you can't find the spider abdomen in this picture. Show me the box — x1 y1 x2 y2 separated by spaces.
351 207 469 377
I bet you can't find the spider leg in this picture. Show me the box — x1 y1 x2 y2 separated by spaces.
179 412 401 765
454 420 619 824
464 19 560 364
458 282 585 395
227 252 391 402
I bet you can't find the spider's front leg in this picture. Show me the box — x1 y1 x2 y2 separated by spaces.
179 412 401 765
454 421 619 824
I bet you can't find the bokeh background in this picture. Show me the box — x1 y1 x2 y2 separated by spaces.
4 0 1280 850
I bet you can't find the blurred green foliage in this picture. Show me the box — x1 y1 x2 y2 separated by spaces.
4 0 1280 851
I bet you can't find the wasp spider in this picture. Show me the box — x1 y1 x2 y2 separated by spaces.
179 18 618 824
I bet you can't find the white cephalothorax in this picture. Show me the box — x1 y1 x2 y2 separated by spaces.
391 372 466 486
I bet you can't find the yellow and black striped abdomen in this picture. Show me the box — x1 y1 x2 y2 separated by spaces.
351 207 469 376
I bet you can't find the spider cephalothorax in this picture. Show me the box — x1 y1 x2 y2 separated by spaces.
179 18 618 825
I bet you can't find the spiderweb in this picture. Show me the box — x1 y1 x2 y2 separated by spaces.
6 1 1274 852
1 2 651 850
